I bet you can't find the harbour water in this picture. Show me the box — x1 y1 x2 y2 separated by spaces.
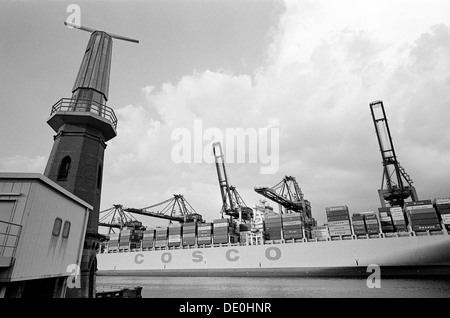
96 276 450 298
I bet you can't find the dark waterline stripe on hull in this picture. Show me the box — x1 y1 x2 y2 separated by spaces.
97 266 450 278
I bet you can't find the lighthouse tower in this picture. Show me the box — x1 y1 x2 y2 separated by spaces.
44 23 137 297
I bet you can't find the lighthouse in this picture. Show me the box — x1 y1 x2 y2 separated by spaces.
44 23 138 297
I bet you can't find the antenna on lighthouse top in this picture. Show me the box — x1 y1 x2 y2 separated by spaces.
64 21 139 43
64 21 139 104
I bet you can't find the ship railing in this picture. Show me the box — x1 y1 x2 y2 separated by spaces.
50 98 118 130
0 220 22 262
412 229 447 236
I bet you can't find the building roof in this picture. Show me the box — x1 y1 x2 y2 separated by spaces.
0 172 93 210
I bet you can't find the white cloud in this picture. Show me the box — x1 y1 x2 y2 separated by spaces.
0 155 47 173
102 1 450 226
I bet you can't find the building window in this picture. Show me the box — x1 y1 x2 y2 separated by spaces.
97 164 102 190
62 221 71 238
57 156 71 181
52 218 62 236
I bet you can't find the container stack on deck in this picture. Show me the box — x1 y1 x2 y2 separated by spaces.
361 212 380 234
126 221 144 244
105 197 450 253
119 229 132 250
168 223 182 247
390 206 408 232
108 233 120 252
182 222 197 246
378 208 395 233
155 227 168 248
263 214 283 240
213 219 239 243
311 226 329 240
405 200 441 232
197 222 212 245
104 196 450 252
351 213 367 235
129 227 144 249
142 228 155 249
326 206 352 237
134 228 145 244
213 219 229 243
239 223 252 244
230 220 239 243
434 198 450 230
281 213 303 240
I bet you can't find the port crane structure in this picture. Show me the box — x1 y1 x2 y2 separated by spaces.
255 176 311 218
99 204 144 233
212 142 253 222
99 194 203 231
369 100 418 207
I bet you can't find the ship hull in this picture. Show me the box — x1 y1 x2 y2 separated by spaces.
97 235 450 278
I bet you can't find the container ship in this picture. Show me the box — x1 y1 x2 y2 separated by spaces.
96 198 450 278
97 101 450 278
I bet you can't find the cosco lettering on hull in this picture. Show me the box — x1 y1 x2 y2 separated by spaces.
133 247 282 265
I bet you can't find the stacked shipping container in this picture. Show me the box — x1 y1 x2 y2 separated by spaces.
108 233 120 252
230 221 239 243
134 228 144 243
311 226 329 240
281 213 303 240
213 219 239 243
182 222 197 246
404 200 441 232
106 197 450 252
434 198 450 230
155 227 168 248
351 214 367 235
378 208 395 233
142 228 155 249
239 223 252 244
213 219 229 244
263 214 282 240
390 206 407 232
197 222 212 245
326 206 352 237
361 212 380 234
168 224 182 247
119 229 132 250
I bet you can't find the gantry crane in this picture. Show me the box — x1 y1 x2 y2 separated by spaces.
254 176 311 218
99 204 145 234
99 195 203 231
370 100 418 207
212 142 253 222
124 194 203 224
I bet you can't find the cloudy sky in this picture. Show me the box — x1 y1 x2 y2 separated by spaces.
1 0 450 227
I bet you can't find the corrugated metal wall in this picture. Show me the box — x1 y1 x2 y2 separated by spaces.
0 177 89 282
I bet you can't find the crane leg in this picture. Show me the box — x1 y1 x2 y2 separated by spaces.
378 189 387 208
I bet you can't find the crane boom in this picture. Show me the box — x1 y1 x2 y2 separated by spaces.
213 142 235 213
255 176 311 218
369 100 418 207
99 195 203 231
123 208 186 223
124 194 203 223
212 142 253 221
